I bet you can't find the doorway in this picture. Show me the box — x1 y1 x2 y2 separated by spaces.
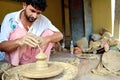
62 0 92 48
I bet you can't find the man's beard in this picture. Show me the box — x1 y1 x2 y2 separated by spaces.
24 11 36 22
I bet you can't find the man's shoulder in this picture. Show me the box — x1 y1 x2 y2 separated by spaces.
5 11 18 18
38 14 50 22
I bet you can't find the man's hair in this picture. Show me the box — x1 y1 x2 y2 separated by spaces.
22 0 47 11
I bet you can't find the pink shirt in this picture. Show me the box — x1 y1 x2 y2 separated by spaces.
7 26 53 66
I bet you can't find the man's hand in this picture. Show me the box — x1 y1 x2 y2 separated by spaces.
18 33 39 47
38 37 50 47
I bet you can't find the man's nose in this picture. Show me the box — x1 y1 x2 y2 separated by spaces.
32 13 38 18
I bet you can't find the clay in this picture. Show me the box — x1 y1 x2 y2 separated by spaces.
21 50 64 78
2 50 78 80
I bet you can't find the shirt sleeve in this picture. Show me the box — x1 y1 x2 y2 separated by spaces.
46 20 60 32
0 14 12 43
40 14 60 32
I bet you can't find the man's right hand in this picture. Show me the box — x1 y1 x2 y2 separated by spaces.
18 33 39 47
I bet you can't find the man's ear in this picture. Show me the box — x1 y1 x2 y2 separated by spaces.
22 2 27 9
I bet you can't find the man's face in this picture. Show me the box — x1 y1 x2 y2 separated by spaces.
24 5 41 22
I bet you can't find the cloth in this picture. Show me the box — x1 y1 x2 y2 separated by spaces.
6 26 53 66
0 9 60 61
0 52 6 61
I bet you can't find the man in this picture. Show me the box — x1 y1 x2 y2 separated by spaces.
0 0 63 66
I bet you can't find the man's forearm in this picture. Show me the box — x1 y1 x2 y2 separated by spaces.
49 32 63 43
0 39 20 53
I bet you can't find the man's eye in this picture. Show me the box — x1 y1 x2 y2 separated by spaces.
31 10 35 13
37 12 41 14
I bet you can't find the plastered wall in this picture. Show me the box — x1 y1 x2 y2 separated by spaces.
0 1 22 24
91 0 112 34
43 0 62 31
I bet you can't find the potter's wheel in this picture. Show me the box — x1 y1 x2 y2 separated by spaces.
102 50 120 72
21 63 63 78
2 62 78 80
21 50 63 78
2 51 78 80
2 50 78 80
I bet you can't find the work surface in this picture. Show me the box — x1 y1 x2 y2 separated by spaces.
50 52 120 80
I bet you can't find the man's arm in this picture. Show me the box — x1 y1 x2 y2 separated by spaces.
0 33 43 53
51 32 63 42
47 32 63 43
0 39 20 53
40 32 63 47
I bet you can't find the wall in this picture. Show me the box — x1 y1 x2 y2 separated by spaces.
0 1 22 24
114 0 120 39
70 0 85 44
43 0 62 31
0 0 62 31
84 0 92 41
91 0 112 34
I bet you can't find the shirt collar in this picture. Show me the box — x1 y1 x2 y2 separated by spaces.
15 9 24 23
